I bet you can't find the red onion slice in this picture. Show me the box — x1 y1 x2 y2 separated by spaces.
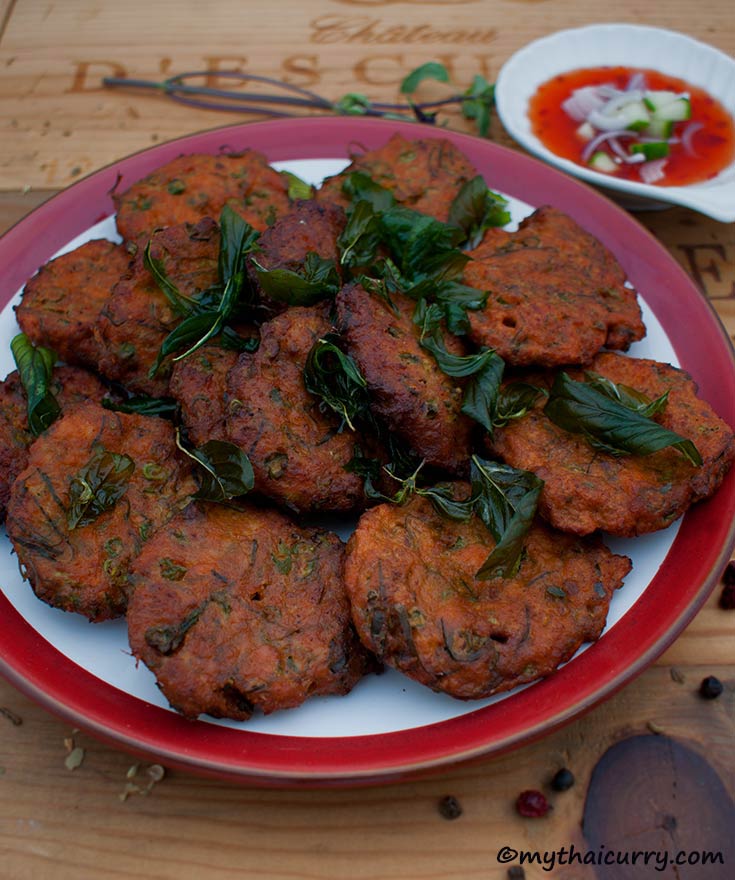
562 86 606 121
681 121 704 156
640 159 668 184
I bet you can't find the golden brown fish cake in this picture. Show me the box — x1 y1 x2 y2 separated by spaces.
248 199 346 313
226 305 366 513
487 352 735 536
344 489 631 699
94 218 220 396
0 366 110 522
126 502 374 721
336 283 474 475
113 150 290 242
316 133 478 222
168 343 239 446
15 239 132 370
464 206 645 366
6 401 197 622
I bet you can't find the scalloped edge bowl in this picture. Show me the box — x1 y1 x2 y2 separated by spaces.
495 23 735 221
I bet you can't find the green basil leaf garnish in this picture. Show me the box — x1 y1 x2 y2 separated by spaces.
10 333 62 437
303 334 370 431
414 300 504 432
150 206 260 372
448 175 510 248
545 372 702 466
470 456 543 580
143 242 198 317
102 395 179 419
252 252 341 306
280 170 314 201
149 312 223 376
494 383 546 427
176 434 254 502
67 445 135 529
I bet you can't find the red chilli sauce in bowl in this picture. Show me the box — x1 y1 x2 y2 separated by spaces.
529 66 735 187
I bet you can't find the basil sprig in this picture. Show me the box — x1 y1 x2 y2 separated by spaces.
149 205 260 375
67 445 135 529
414 299 504 432
358 454 542 580
447 175 511 249
545 372 702 466
252 252 341 306
175 433 254 502
10 333 61 437
303 334 370 431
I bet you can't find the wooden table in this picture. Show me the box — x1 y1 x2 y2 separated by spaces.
0 2 733 878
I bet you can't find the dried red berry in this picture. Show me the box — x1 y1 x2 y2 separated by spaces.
516 789 550 818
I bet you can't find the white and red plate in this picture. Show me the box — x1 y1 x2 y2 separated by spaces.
0 118 733 786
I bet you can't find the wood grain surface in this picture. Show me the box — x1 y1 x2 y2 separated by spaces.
0 2 733 879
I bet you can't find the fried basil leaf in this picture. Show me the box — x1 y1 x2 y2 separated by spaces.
10 333 61 437
303 334 370 431
177 435 254 502
150 206 260 372
470 456 543 580
414 300 504 431
102 395 179 419
252 252 340 306
494 382 546 427
341 171 396 213
280 170 313 201
545 372 702 466
67 445 135 529
448 175 511 248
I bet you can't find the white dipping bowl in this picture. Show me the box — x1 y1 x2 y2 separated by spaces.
495 23 735 222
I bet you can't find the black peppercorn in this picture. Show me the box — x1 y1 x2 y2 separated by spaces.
437 794 463 820
507 868 526 880
550 767 575 791
699 676 724 699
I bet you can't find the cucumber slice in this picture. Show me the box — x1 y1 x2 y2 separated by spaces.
643 90 681 112
589 100 650 132
588 152 618 173
630 142 670 160
653 96 691 123
576 121 596 141
643 118 674 139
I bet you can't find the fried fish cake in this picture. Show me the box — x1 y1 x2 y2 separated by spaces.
487 352 735 536
168 343 240 446
0 366 110 522
126 502 373 720
6 401 196 621
248 199 346 313
317 133 478 222
94 218 220 396
113 150 290 242
226 305 366 513
336 283 474 475
15 239 132 369
463 206 645 366
344 490 631 699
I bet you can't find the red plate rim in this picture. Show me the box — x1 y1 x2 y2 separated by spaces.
1 116 734 787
